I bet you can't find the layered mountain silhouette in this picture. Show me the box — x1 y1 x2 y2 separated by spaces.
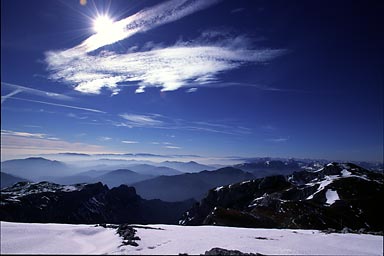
159 161 215 173
1 172 30 189
0 181 195 224
180 163 384 232
51 166 180 187
1 157 70 180
131 167 255 202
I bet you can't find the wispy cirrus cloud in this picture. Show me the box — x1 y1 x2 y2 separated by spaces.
67 113 88 120
98 136 112 141
118 113 163 127
230 8 245 14
1 129 107 158
115 113 252 136
44 0 285 95
46 44 284 95
1 129 47 139
266 137 289 143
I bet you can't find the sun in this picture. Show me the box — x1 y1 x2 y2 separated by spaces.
93 15 114 34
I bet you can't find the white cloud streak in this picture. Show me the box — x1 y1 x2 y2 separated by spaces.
10 97 106 113
1 89 22 104
44 0 285 95
121 140 139 144
1 129 47 139
163 145 181 149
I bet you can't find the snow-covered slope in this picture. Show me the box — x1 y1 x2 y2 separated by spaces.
0 222 122 254
1 222 382 255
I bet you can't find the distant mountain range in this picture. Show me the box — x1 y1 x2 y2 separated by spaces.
50 165 182 188
1 157 71 180
0 181 195 224
129 164 182 176
180 162 384 232
132 167 255 202
1 172 30 189
1 160 382 232
234 160 301 178
92 169 152 188
158 161 215 173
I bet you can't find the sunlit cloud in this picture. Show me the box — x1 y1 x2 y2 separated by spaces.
163 145 181 149
73 0 221 53
46 44 284 95
186 88 198 93
121 140 139 144
44 0 285 95
46 137 60 141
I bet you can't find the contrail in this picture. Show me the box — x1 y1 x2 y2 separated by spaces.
1 82 73 101
10 97 106 113
1 89 22 104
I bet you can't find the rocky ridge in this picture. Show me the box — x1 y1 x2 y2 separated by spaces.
180 162 383 232
0 181 195 224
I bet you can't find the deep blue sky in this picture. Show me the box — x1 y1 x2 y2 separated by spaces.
1 0 383 162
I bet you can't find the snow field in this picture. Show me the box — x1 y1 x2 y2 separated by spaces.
1 222 382 255
126 224 383 255
0 222 122 254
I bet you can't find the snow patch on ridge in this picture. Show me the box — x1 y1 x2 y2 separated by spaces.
325 189 339 205
306 175 338 200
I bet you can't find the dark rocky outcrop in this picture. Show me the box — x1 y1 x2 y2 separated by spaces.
180 163 384 232
0 181 195 224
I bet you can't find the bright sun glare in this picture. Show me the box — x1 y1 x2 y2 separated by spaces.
93 15 114 33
